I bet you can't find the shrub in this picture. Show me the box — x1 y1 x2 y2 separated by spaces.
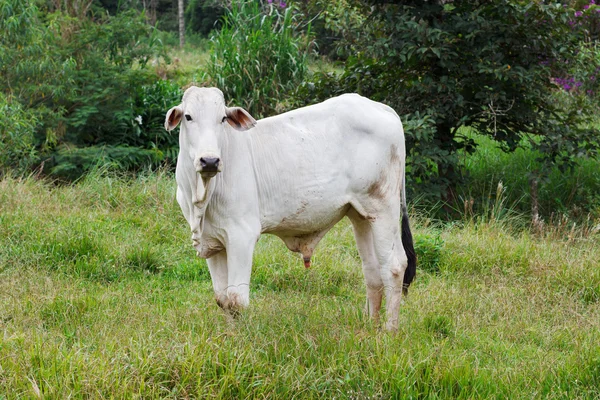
0 0 170 179
0 94 38 175
206 0 310 117
185 0 223 35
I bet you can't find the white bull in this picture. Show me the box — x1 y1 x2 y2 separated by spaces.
165 86 416 331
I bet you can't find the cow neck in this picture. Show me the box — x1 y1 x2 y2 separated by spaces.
245 127 284 219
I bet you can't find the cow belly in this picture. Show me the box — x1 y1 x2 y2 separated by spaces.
267 203 350 263
265 200 349 234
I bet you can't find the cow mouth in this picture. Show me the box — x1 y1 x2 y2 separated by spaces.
200 170 218 178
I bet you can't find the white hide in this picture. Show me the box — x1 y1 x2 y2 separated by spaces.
168 86 410 331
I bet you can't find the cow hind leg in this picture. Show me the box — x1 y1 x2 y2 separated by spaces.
370 217 408 332
348 209 383 325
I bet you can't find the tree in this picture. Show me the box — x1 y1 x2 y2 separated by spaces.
0 0 173 179
179 0 185 47
185 0 223 35
300 0 600 210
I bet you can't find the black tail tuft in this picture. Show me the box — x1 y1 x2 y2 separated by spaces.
401 207 417 296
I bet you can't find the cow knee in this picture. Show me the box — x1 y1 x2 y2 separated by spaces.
363 267 383 290
390 265 406 279
390 254 408 279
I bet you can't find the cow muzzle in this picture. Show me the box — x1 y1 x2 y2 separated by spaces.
195 155 223 178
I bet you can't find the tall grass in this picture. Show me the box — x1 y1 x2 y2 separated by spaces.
457 129 600 223
1 172 599 398
206 0 310 117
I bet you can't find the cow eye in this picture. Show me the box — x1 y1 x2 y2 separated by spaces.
185 114 192 121
221 116 227 123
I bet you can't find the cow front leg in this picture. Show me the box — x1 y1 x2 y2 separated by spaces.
207 250 229 309
223 234 258 313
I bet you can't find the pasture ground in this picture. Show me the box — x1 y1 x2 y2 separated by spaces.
0 171 599 399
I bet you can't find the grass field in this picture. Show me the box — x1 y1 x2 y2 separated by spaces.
0 171 599 399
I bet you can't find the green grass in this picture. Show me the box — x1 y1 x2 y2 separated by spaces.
457 129 600 221
1 173 599 398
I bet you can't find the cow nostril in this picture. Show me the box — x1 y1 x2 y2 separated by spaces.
199 157 220 170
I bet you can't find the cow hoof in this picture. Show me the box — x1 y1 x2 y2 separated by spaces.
215 296 228 310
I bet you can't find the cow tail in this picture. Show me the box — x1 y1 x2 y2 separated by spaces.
401 169 417 296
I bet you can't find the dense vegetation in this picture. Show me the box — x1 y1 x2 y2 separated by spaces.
0 0 184 179
1 0 599 220
206 0 310 118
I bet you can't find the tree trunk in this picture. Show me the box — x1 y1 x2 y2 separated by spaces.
179 0 185 48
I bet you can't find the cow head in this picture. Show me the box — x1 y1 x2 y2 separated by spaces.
165 87 256 206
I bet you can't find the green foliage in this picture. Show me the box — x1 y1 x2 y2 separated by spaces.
460 130 600 220
185 0 223 35
0 94 38 174
207 0 310 117
50 145 162 180
568 41 600 104
0 0 171 179
294 0 365 59
296 1 600 209
49 78 186 180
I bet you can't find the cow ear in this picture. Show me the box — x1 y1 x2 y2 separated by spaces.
165 105 183 131
225 107 257 131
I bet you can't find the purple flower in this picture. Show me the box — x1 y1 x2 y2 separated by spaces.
279 1 286 7
591 76 596 81
575 11 583 17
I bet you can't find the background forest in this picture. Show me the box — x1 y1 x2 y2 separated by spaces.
1 0 599 220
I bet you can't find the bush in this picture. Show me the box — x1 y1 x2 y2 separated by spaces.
414 231 444 274
293 0 366 60
0 95 38 175
206 0 310 117
45 79 183 180
0 0 171 179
